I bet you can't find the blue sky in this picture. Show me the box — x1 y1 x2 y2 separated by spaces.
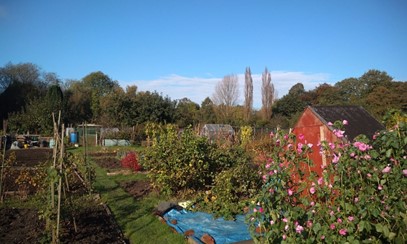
1 0 406 108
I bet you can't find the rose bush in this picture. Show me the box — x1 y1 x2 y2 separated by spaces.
248 120 406 243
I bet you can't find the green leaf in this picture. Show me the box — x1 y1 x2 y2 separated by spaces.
359 221 365 232
313 222 321 233
388 232 396 240
375 223 383 233
386 148 393 158
383 225 390 238
369 150 379 159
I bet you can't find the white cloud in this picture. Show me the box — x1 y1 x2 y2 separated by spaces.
120 71 331 108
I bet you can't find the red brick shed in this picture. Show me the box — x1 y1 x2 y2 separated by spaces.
293 105 384 176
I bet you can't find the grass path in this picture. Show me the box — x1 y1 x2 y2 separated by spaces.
92 164 185 244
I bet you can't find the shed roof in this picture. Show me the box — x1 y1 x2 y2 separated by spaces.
309 105 385 141
202 124 234 132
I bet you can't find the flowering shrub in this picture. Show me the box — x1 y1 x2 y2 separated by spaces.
121 152 142 172
248 120 406 243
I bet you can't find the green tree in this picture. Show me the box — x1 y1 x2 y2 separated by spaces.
335 77 363 104
199 97 216 124
81 71 119 122
175 98 199 128
311 83 344 105
273 83 307 117
131 91 176 124
359 69 393 95
0 62 47 129
64 80 93 124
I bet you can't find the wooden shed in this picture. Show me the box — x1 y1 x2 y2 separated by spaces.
293 105 384 176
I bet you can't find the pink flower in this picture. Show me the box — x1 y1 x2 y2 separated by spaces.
288 189 293 196
329 210 335 216
354 197 359 203
353 141 370 152
329 142 335 150
317 177 323 185
306 220 313 228
284 225 289 231
337 218 342 223
348 216 354 222
309 187 316 194
296 225 304 234
320 235 325 240
282 234 287 240
259 207 264 213
332 153 340 164
327 122 333 126
297 143 303 153
310 201 315 206
307 143 313 148
403 169 407 177
298 134 305 141
339 228 347 236
378 185 383 190
343 120 348 125
269 132 274 137
282 218 288 223
382 166 391 173
367 173 372 178
265 163 271 169
330 224 336 230
333 129 345 138
270 220 275 225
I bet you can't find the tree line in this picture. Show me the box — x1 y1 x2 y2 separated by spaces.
0 62 406 136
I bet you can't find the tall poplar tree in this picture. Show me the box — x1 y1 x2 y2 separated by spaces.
261 67 275 121
244 67 253 122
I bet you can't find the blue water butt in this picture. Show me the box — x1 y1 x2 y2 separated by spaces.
70 132 78 143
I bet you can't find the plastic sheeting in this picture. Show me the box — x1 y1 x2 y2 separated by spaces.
163 208 252 244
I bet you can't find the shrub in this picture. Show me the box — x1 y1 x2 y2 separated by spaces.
141 123 261 219
141 124 215 195
247 120 407 243
195 156 260 219
121 152 141 172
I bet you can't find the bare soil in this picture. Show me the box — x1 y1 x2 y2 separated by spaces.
1 149 127 243
120 180 152 199
0 206 127 244
5 148 53 166
93 157 122 169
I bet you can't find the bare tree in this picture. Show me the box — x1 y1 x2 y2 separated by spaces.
261 67 276 120
244 67 253 121
212 74 239 107
212 74 239 122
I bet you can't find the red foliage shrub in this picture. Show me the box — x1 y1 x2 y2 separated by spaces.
121 152 142 172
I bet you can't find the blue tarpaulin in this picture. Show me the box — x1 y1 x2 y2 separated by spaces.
163 208 252 243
